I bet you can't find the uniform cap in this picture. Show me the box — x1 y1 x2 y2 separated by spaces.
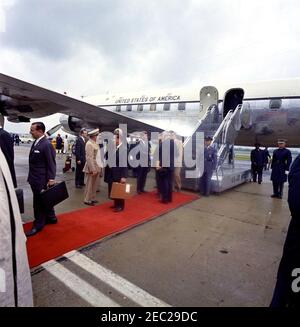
113 128 123 136
204 136 213 141
88 128 99 136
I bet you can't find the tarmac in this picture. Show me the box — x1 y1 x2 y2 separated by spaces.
14 144 291 307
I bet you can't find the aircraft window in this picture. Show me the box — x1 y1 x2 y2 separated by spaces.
126 104 132 111
163 103 171 111
269 99 282 109
178 102 186 111
150 104 156 111
116 105 121 112
137 104 143 112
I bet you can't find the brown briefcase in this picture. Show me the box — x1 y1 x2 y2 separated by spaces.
110 182 133 199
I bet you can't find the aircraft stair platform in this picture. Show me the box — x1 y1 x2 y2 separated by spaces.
181 86 251 193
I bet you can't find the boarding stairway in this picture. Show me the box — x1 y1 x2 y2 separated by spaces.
181 102 251 192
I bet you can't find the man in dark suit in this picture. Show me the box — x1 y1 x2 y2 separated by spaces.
26 122 57 236
156 131 175 203
75 128 88 188
250 142 265 184
104 128 128 212
271 139 292 199
0 127 17 188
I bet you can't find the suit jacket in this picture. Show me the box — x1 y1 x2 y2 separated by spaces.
104 144 128 183
75 136 86 163
27 136 56 192
158 139 175 171
251 148 265 167
136 139 151 167
0 128 17 187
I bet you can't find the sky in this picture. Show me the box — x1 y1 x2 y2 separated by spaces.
1 0 300 133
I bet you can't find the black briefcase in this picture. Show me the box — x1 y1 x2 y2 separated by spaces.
40 181 69 209
15 188 24 214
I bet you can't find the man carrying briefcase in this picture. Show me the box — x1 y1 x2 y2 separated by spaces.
26 122 57 237
104 128 128 212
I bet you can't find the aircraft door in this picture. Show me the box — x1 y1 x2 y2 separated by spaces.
199 86 218 115
222 88 244 119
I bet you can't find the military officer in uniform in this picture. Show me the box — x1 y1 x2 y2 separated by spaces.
271 139 292 199
83 128 102 206
250 142 265 184
199 136 217 196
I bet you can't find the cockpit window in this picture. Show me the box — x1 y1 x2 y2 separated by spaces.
137 104 143 112
126 104 132 111
116 105 121 112
269 99 282 109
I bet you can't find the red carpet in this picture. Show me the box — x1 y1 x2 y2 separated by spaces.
24 191 198 268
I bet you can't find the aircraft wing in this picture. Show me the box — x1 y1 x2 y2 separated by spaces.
0 73 163 133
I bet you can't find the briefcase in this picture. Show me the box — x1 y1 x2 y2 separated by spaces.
110 182 133 199
15 188 24 214
40 181 69 209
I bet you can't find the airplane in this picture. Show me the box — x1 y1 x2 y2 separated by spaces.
1 72 300 147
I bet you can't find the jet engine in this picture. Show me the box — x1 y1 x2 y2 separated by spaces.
59 114 87 134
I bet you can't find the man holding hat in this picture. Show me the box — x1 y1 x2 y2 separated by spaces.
250 142 265 184
270 139 292 199
199 136 217 196
83 128 102 205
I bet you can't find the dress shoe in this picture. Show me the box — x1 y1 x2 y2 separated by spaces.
76 185 83 189
25 227 41 237
113 207 123 212
271 194 278 198
46 217 58 224
92 200 99 204
137 191 142 194
84 201 95 206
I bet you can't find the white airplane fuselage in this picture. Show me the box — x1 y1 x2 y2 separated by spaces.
81 79 300 147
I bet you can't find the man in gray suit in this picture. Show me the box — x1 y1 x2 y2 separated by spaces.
199 136 217 196
26 122 57 236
